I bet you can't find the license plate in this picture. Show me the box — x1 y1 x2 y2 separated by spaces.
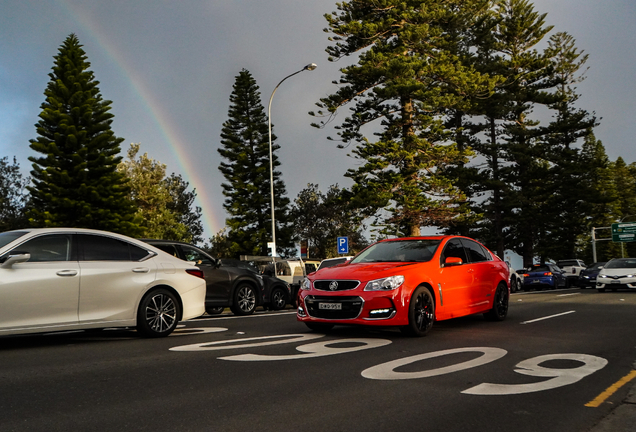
532 280 540 284
611 280 621 284
319 303 342 310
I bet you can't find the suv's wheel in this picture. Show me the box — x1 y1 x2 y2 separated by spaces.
269 287 287 311
230 284 257 316
137 288 180 337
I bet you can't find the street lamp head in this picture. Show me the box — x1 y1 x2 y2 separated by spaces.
304 63 318 71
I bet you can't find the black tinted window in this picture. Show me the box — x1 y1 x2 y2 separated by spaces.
441 239 468 264
461 239 489 263
153 243 180 257
79 234 142 261
9 234 72 262
181 245 214 265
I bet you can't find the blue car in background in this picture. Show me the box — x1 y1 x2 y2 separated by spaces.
522 264 567 291
578 262 607 289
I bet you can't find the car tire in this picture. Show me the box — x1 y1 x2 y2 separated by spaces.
305 322 334 332
206 306 224 315
230 284 257 316
136 288 180 338
269 287 287 311
484 282 509 321
400 286 435 337
510 278 518 293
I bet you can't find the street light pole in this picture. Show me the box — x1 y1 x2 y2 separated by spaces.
267 63 317 257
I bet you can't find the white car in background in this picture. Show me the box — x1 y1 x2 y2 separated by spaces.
596 258 636 292
556 259 587 287
0 228 206 338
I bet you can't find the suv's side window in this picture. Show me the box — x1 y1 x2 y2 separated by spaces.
441 239 468 265
78 234 148 261
461 239 490 263
154 243 180 258
9 234 72 262
181 245 214 266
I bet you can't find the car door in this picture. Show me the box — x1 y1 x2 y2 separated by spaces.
460 239 495 307
437 238 472 314
0 233 80 330
179 244 230 303
77 234 157 324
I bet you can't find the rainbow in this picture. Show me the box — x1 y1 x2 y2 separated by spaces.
54 0 222 239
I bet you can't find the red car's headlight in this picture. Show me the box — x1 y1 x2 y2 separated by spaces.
364 275 405 291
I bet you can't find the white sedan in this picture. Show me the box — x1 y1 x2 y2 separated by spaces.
596 258 636 292
0 228 206 338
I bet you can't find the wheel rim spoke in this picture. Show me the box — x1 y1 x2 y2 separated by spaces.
145 294 176 332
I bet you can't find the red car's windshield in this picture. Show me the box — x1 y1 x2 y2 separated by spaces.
351 239 441 264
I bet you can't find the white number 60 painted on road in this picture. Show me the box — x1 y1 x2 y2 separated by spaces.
362 347 607 395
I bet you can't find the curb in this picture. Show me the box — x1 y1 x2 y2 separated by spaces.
588 371 636 432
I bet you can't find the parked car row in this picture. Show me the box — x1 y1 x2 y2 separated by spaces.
1 225 631 341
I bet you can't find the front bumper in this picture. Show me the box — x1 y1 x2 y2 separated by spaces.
297 290 404 326
596 278 636 289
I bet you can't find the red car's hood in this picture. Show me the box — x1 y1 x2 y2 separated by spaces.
310 261 419 281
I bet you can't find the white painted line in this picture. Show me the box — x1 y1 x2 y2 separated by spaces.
557 293 581 297
188 311 297 322
520 310 576 324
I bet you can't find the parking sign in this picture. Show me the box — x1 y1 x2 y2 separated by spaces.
337 236 349 254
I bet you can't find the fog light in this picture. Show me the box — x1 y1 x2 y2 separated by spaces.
297 306 306 317
369 308 393 318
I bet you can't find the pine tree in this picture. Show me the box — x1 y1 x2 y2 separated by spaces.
312 0 499 237
218 69 294 258
0 156 30 231
28 34 139 235
537 32 597 260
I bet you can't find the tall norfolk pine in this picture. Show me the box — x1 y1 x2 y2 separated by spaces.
28 34 139 235
312 0 500 237
218 69 294 258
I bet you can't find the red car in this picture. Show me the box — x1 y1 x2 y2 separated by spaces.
297 236 509 336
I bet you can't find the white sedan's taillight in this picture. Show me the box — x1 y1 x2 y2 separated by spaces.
186 269 205 279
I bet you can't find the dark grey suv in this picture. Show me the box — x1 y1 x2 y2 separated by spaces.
141 240 290 316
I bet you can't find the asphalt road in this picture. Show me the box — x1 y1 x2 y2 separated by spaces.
1 288 635 432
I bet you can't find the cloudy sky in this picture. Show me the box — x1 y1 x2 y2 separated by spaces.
1 0 635 241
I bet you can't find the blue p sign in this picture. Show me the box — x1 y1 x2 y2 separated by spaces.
337 236 349 254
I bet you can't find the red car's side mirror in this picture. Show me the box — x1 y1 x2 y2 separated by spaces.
444 256 463 267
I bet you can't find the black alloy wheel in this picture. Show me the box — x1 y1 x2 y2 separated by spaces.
269 287 287 311
401 286 435 337
230 284 257 316
137 289 180 337
485 282 509 321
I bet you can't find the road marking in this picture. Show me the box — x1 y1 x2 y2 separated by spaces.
188 311 296 322
557 293 581 297
520 310 576 324
585 370 636 407
514 288 578 295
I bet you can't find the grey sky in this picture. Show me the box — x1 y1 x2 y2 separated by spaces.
1 0 634 240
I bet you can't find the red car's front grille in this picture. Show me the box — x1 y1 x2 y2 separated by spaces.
304 295 363 319
313 280 360 291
